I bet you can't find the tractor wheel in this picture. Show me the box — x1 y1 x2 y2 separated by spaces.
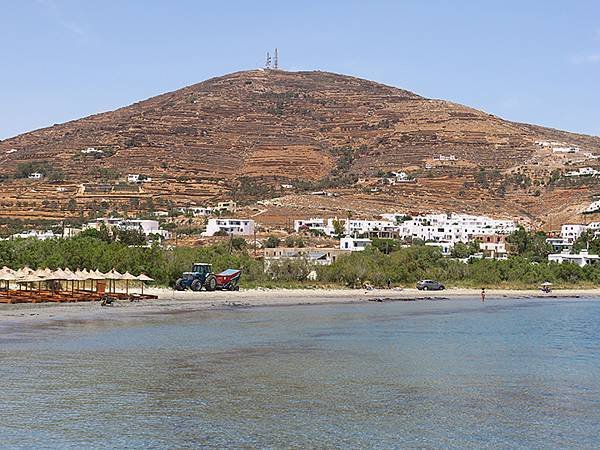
175 278 186 291
191 279 203 291
205 275 217 291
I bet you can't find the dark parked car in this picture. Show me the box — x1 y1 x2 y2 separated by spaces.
416 279 445 291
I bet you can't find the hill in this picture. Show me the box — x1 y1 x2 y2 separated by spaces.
1 69 599 228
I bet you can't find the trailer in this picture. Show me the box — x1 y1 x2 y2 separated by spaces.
212 269 242 291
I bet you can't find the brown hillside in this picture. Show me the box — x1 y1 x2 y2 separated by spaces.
1 69 599 227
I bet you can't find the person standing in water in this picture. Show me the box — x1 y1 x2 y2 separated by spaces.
481 288 486 302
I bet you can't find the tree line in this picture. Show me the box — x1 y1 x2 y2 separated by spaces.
1 227 599 288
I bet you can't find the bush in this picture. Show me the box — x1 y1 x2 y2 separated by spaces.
264 236 280 248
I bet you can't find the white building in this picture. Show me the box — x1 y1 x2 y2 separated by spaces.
203 218 255 236
553 146 580 153
28 172 43 180
548 249 600 267
340 236 372 251
585 200 600 214
62 227 82 238
294 218 328 234
385 171 415 185
560 224 587 243
397 213 517 244
85 217 170 239
294 213 517 244
546 237 573 253
182 206 214 217
12 230 58 240
127 174 140 183
565 167 598 177
433 154 457 161
263 247 347 269
81 147 104 155
216 201 237 213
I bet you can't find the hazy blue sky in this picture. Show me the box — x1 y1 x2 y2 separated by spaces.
1 0 599 139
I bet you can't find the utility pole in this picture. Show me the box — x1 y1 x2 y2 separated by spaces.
274 48 279 69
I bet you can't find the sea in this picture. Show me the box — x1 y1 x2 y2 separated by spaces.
1 297 599 448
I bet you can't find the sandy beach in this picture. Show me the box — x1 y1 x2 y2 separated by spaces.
1 287 599 328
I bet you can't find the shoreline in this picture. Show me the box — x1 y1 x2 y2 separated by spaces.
1 288 599 330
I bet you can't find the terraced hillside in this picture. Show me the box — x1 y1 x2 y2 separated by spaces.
1 69 599 227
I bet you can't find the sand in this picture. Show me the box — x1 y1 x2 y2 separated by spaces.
1 287 599 329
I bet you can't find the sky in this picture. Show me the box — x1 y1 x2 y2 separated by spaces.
1 0 599 139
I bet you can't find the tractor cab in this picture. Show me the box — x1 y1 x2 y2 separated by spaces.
192 263 212 274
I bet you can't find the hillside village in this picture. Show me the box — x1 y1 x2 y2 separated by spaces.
4 199 600 273
1 70 600 279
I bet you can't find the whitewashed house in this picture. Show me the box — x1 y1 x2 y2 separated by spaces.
294 218 328 234
553 146 580 153
560 224 587 243
81 147 104 155
127 174 140 183
548 249 600 267
12 230 58 240
585 200 600 214
28 172 43 180
565 167 598 177
85 217 170 239
340 236 371 251
203 218 255 236
397 214 517 244
216 201 237 212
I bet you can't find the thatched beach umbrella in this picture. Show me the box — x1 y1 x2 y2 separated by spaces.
58 268 81 293
136 273 154 295
15 267 34 278
120 272 138 294
0 268 17 292
16 273 45 291
88 270 108 293
105 269 124 293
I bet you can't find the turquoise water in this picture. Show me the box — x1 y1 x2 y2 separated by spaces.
1 298 599 448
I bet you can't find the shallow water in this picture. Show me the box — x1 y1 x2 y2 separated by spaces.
1 298 599 448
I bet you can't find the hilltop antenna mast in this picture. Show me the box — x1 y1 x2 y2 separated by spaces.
274 48 279 69
265 52 272 69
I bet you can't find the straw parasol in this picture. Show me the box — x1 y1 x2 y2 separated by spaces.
15 267 34 278
120 272 138 294
105 269 123 293
136 273 154 295
33 268 49 279
16 273 46 291
0 268 17 291
93 269 107 279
